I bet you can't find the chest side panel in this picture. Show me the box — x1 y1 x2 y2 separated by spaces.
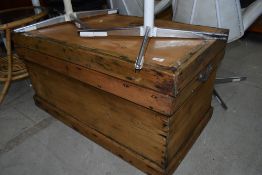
27 61 169 169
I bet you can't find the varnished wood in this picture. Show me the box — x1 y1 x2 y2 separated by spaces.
34 93 213 175
16 48 174 115
0 54 28 81
25 61 218 174
0 29 12 103
0 6 46 104
166 108 213 175
167 69 216 164
34 95 166 175
27 62 168 167
14 14 227 97
14 15 228 175
16 45 224 115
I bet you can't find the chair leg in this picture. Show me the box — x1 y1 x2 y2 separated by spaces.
213 76 246 109
213 89 228 110
0 78 12 104
0 29 12 104
215 76 247 84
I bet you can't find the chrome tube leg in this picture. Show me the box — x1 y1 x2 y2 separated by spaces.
215 77 247 84
135 26 151 71
213 89 228 110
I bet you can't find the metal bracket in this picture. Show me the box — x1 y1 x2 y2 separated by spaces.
14 9 117 33
198 64 213 82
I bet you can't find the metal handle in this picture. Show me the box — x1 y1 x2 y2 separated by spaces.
198 64 213 82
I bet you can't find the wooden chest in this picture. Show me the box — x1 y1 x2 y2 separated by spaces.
14 15 227 175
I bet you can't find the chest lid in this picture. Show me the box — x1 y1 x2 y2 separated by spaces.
14 14 227 97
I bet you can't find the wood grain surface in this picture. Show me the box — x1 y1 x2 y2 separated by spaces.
14 14 228 175
14 14 227 96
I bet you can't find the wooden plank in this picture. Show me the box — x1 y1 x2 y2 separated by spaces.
13 14 227 175
16 46 224 116
170 50 225 113
13 32 179 96
166 108 213 175
34 94 213 175
16 47 174 115
34 96 165 175
27 61 168 167
174 40 226 94
167 69 217 164
13 14 228 97
26 60 217 174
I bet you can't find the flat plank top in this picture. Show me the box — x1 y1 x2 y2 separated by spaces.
28 14 222 70
15 14 227 96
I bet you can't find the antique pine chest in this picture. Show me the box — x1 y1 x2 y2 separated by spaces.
14 14 228 175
